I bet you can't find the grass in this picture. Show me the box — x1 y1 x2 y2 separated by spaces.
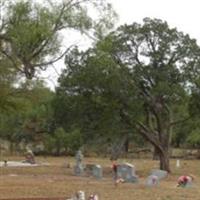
0 156 200 200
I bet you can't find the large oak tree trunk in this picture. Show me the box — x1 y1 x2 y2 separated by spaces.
137 122 171 172
158 147 170 172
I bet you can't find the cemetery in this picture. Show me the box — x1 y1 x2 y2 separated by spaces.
1 153 200 200
1 0 200 200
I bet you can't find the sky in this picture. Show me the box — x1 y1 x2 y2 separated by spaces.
42 0 200 90
108 0 200 41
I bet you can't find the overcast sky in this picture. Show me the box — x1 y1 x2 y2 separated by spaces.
42 0 200 90
108 0 200 41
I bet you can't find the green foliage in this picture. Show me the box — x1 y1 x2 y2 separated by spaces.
44 127 67 155
2 5 200 160
0 0 117 154
54 18 200 170
187 128 200 146
0 0 117 79
44 127 82 155
44 134 56 154
65 129 83 153
0 54 19 112
0 80 55 152
54 45 141 147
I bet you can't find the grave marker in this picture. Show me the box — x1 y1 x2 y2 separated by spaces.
150 169 168 180
176 160 180 168
117 163 138 183
145 175 159 187
74 150 84 176
85 164 103 179
92 164 102 179
24 149 35 164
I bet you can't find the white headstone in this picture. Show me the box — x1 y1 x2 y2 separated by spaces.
88 194 99 200
76 191 85 200
176 160 180 168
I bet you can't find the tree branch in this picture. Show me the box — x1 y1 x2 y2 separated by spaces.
170 116 190 126
33 44 74 68
136 121 162 151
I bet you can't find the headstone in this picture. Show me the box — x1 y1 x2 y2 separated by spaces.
117 163 138 183
68 191 85 200
24 149 35 164
150 169 168 180
92 164 102 179
88 194 99 200
176 160 180 168
74 150 84 176
85 164 103 179
76 191 85 200
145 175 159 187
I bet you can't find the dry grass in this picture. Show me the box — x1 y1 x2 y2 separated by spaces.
0 156 200 200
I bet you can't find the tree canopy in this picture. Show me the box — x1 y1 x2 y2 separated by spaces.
1 1 200 168
0 0 117 79
54 18 200 171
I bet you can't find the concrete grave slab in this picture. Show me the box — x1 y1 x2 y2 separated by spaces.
0 161 49 167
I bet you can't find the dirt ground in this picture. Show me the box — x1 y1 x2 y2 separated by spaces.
0 156 200 200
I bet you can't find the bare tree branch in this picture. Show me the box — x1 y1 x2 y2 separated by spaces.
34 44 75 68
136 121 162 150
